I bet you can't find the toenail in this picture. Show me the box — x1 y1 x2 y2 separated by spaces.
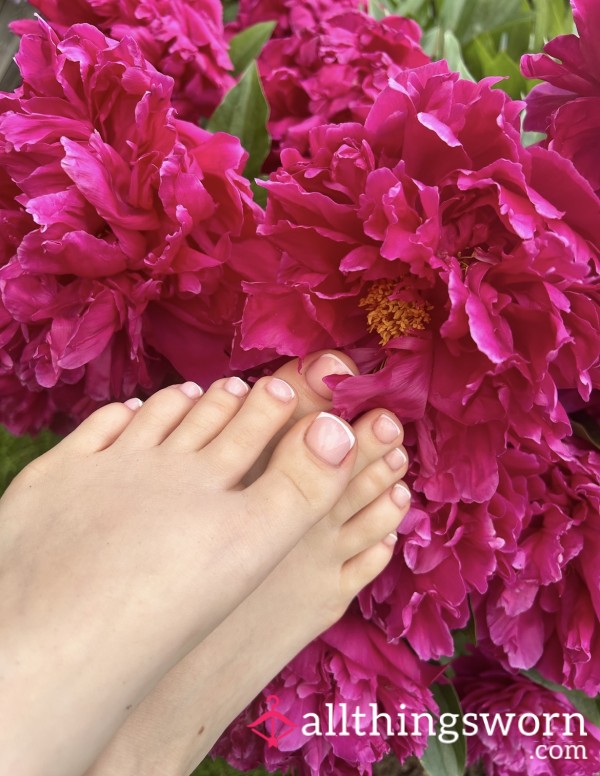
179 381 203 399
265 377 295 403
124 398 143 410
385 447 408 471
305 412 355 465
223 376 250 397
391 482 411 508
383 532 398 547
373 413 401 444
304 353 355 399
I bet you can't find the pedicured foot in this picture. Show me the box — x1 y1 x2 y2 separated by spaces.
85 352 411 776
0 374 358 776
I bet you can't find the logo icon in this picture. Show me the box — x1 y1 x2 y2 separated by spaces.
247 695 298 749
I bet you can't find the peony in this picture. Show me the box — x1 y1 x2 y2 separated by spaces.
473 441 600 696
254 10 429 167
521 0 600 194
453 650 600 775
227 0 366 38
0 19 263 434
234 61 600 658
213 611 438 775
13 0 234 122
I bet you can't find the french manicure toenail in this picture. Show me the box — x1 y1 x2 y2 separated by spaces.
373 414 401 444
223 376 250 397
385 447 408 471
124 398 143 410
384 532 398 547
265 377 295 403
304 353 355 399
179 381 203 399
305 412 355 465
391 482 411 508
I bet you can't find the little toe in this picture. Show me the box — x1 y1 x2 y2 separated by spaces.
48 401 142 456
114 383 203 448
162 377 251 452
245 411 357 543
199 376 298 486
341 540 398 596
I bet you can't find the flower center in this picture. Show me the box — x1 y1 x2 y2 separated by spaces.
359 279 433 345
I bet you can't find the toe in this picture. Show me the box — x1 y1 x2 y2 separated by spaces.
162 377 251 452
272 350 357 411
198 376 298 487
341 541 397 595
339 480 411 559
50 401 141 455
350 409 404 474
245 411 357 540
114 383 203 448
329 443 409 524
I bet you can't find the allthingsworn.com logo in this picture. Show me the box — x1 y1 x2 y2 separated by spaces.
247 696 590 763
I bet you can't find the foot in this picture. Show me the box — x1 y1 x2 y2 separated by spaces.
0 373 360 776
84 352 411 776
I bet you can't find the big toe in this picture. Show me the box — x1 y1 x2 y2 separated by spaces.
245 411 357 548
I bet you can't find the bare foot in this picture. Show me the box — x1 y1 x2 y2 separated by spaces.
0 373 361 776
84 353 410 776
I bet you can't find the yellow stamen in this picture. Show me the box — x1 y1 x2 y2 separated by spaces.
359 279 433 345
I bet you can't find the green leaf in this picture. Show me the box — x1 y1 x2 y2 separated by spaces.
465 33 529 97
449 0 532 46
422 28 474 80
420 682 466 776
571 416 600 452
531 0 575 51
222 0 239 24
521 129 546 147
228 21 276 77
207 62 271 181
0 426 60 496
523 669 600 729
368 0 387 21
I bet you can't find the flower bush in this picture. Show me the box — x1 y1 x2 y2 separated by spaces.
0 19 262 434
474 441 600 696
454 650 600 776
256 10 429 166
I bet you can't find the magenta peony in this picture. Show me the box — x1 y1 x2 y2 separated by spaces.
473 440 600 696
454 650 600 775
213 612 438 775
12 0 234 122
0 19 263 434
228 0 366 38
256 9 429 165
521 0 600 194
234 61 600 659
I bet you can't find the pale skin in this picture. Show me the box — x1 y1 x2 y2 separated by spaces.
0 350 410 776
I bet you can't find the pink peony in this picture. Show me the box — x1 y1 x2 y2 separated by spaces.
13 0 234 122
213 611 438 775
0 19 263 434
239 10 428 169
521 0 600 194
234 62 600 659
454 650 600 775
473 440 600 696
228 0 366 38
